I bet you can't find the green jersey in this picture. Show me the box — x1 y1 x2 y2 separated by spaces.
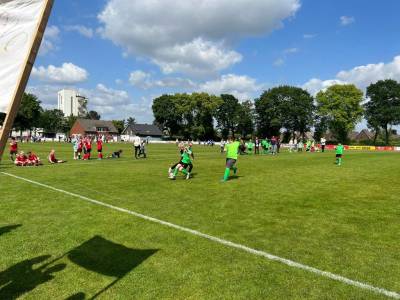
181 148 192 164
336 145 344 155
247 142 254 149
225 141 240 160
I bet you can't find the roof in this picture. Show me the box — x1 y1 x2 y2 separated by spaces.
122 124 163 136
75 119 118 133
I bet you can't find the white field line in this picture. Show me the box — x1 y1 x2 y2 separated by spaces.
1 171 399 299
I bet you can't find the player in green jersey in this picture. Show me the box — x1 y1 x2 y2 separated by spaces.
170 146 193 180
222 137 240 182
335 143 344 166
246 140 254 154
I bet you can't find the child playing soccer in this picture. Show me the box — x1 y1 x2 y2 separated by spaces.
335 143 344 166
48 150 66 164
27 151 42 166
14 151 28 166
170 146 193 180
9 137 18 161
222 137 240 182
97 138 103 160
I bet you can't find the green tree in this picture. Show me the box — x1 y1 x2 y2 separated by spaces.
237 100 255 137
278 86 315 139
313 115 328 142
40 109 65 134
86 110 101 120
126 117 136 127
152 94 182 137
112 120 126 134
13 93 43 134
62 115 78 136
255 87 285 137
215 94 241 138
365 79 400 145
316 84 364 143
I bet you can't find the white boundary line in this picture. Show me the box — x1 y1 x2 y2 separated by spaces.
2 171 399 299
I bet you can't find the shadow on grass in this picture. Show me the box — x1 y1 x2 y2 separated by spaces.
0 225 22 237
228 175 242 181
0 255 66 299
0 236 158 299
67 235 158 299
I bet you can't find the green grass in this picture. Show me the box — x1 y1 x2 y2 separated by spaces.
0 142 399 299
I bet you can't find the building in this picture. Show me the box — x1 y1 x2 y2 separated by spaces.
121 124 163 141
58 89 88 117
70 119 119 140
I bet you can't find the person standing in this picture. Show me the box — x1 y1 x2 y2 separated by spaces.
222 137 240 182
270 136 277 155
9 137 18 161
133 135 141 159
254 137 260 155
321 137 326 153
97 137 103 160
335 143 344 166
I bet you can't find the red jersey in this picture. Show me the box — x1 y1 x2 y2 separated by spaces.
49 153 57 163
10 141 17 151
85 140 92 150
16 154 27 162
28 154 38 161
97 140 103 150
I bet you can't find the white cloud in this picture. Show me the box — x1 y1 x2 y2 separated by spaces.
199 74 264 101
273 58 285 67
39 25 60 56
302 79 347 96
340 16 355 26
284 47 299 54
65 25 94 38
303 33 316 39
32 63 88 84
98 0 300 75
129 70 197 90
27 84 152 121
302 55 400 95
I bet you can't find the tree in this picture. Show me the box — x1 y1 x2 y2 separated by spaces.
316 84 364 143
86 110 101 120
62 115 78 135
237 100 255 137
13 93 43 134
278 86 315 139
112 120 125 134
365 79 400 145
255 87 286 137
40 109 65 134
152 94 182 137
126 117 136 127
215 94 241 138
313 115 328 142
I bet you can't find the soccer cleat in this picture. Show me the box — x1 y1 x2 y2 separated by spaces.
168 167 172 174
186 173 191 180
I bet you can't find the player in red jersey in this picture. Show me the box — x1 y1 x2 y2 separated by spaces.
83 137 92 160
77 138 83 160
9 137 18 161
96 137 103 159
14 151 28 166
48 149 65 164
27 151 42 166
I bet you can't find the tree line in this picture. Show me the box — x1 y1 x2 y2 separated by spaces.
0 93 134 137
152 79 400 145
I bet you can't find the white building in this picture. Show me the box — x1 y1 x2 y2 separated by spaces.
57 89 88 117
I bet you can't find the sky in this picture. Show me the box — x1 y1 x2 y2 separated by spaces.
27 0 400 124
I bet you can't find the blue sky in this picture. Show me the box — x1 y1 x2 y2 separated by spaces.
28 0 400 124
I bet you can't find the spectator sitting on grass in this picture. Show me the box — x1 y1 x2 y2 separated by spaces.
27 151 43 166
15 151 28 167
107 150 123 159
48 150 65 164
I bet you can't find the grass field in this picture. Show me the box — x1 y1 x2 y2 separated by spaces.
0 142 399 299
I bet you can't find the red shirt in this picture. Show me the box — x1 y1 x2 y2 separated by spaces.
10 141 17 151
97 140 103 150
50 153 56 162
16 155 27 162
28 154 38 161
85 140 92 150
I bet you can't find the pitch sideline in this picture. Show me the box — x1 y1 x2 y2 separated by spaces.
1 171 399 299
